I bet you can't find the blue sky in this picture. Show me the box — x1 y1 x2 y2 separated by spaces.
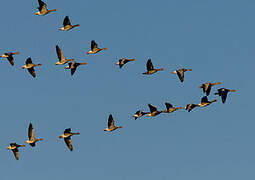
0 0 253 179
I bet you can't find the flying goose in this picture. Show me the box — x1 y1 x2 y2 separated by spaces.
25 123 43 147
199 82 221 96
143 59 164 75
59 128 80 151
185 104 198 112
22 57 42 78
162 102 183 113
215 88 237 104
7 143 25 160
147 104 162 117
87 40 107 54
34 0 56 15
104 114 123 132
116 58 135 68
0 52 20 66
197 96 217 107
172 68 192 82
59 16 80 31
55 45 74 65
64 60 87 76
133 110 149 120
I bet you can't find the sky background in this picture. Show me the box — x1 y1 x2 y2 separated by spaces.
0 0 253 179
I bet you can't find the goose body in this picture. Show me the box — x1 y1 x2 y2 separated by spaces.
215 88 236 104
59 128 80 151
197 96 217 107
59 16 80 31
25 123 43 147
147 104 162 117
143 59 164 75
7 143 25 160
22 57 42 78
64 60 87 76
199 82 221 96
0 52 20 66
87 40 107 54
162 102 183 113
104 114 123 132
116 58 135 68
34 0 56 15
172 68 192 82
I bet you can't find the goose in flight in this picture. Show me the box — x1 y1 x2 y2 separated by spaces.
199 82 221 96
143 59 164 75
172 68 192 82
87 40 107 54
215 88 237 104
104 114 123 132
185 104 198 112
25 123 43 147
59 128 80 151
0 52 20 66
7 143 25 160
133 110 148 120
55 45 74 65
59 16 80 31
162 102 183 113
64 60 87 76
116 58 135 68
34 0 56 15
22 57 42 78
197 96 217 107
147 104 162 117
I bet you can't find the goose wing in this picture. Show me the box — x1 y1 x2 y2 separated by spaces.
26 57 33 65
148 104 157 113
12 148 19 160
64 137 73 151
7 55 14 66
108 114 115 128
28 67 36 78
63 16 71 26
28 123 35 141
38 0 47 11
64 128 71 134
201 96 208 103
146 59 154 71
91 40 98 51
176 70 184 82
165 103 173 110
56 45 65 62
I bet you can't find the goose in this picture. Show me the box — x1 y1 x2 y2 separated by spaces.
55 45 74 65
7 143 25 160
116 58 135 68
172 68 192 82
59 16 80 31
197 96 217 107
22 57 42 78
147 104 162 117
143 59 164 75
34 0 56 15
133 110 149 120
25 123 43 147
199 82 221 96
0 52 20 66
185 104 198 112
215 88 237 104
64 60 87 76
162 102 183 113
104 114 123 132
59 128 80 151
87 40 107 54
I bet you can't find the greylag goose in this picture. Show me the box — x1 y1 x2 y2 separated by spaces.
0 52 20 66
172 68 192 82
162 102 183 113
59 128 80 151
185 104 198 112
215 88 236 104
64 60 87 76
133 110 148 120
104 114 123 132
59 16 80 31
147 104 162 117
7 143 25 160
143 59 163 75
199 82 221 96
116 58 135 68
87 40 107 54
34 0 56 15
21 57 42 78
197 96 217 107
55 45 74 65
25 123 43 147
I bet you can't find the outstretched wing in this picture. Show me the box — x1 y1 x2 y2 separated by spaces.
146 59 154 71
26 57 33 65
221 91 228 104
176 70 184 82
12 149 19 160
64 128 72 134
91 40 98 51
7 55 14 66
165 103 173 110
148 104 157 113
28 123 35 141
201 96 208 103
108 114 115 128
28 67 36 78
64 137 73 151
56 45 65 62
38 0 46 11
63 16 71 26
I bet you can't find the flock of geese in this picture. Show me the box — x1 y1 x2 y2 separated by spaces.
3 0 237 160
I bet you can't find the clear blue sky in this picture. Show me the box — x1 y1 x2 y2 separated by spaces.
0 0 253 179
